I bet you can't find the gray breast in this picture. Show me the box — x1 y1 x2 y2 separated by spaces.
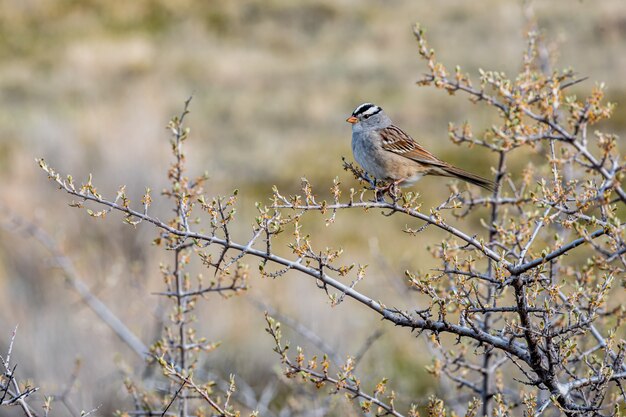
351 131 388 180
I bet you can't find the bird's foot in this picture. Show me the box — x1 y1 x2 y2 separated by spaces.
373 179 404 203
374 188 386 203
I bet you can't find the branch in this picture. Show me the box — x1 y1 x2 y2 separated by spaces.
272 200 507 266
510 227 607 275
265 314 407 417
38 162 533 362
0 208 149 359
0 327 38 417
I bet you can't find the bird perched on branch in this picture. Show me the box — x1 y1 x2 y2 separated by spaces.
347 103 495 193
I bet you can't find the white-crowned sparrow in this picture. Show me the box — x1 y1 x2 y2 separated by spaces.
346 103 495 191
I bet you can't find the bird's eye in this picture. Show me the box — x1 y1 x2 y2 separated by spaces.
363 114 370 119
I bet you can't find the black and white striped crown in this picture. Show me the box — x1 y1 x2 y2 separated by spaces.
352 103 383 118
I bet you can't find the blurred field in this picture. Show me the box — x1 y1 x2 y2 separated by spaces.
1 0 626 415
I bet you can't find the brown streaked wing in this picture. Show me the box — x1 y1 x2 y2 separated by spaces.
380 125 447 167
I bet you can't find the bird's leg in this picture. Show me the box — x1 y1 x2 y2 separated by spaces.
374 178 405 202
374 179 386 203
361 172 384 202
388 179 405 200
371 178 395 203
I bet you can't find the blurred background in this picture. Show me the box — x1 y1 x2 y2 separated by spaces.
1 0 626 415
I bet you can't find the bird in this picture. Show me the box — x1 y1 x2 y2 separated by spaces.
346 103 495 192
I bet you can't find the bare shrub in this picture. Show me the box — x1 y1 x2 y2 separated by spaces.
35 23 626 417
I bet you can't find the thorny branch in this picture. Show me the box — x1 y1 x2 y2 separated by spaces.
265 314 416 417
0 327 39 417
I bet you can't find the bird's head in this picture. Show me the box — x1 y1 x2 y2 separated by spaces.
346 103 391 131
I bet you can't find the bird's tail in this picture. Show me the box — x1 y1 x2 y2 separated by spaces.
439 165 496 192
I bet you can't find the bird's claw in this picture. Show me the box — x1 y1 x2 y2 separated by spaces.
372 180 402 203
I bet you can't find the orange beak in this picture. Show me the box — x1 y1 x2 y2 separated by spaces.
346 116 358 124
